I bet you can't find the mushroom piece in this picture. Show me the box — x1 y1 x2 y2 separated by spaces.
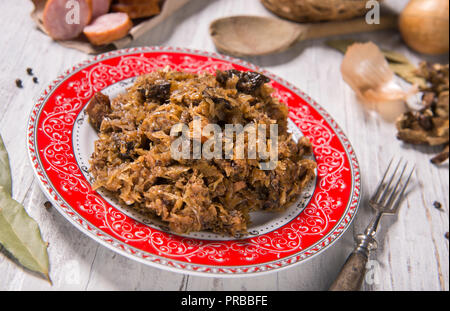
396 62 449 164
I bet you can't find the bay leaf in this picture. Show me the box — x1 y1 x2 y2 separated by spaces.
389 63 427 89
381 50 411 64
0 188 50 281
0 134 12 195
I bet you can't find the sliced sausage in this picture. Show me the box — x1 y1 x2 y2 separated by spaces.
86 92 111 131
43 0 93 40
83 13 133 46
115 0 155 4
111 0 161 19
91 0 112 19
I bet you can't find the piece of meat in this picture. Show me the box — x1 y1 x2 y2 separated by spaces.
86 92 111 131
43 0 93 40
111 0 161 19
91 0 112 19
83 13 133 46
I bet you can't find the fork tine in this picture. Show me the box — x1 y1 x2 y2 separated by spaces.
385 162 408 210
377 158 402 205
371 158 394 202
390 165 415 213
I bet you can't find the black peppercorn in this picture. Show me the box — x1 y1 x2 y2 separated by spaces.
433 201 443 210
44 201 53 209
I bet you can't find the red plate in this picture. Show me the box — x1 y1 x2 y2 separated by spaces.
27 47 361 276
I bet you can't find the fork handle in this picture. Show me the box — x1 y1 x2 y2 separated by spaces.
329 251 368 291
329 234 377 291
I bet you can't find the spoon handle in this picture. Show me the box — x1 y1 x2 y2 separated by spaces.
300 15 398 41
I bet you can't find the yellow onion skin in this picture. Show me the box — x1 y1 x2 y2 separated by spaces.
399 0 449 55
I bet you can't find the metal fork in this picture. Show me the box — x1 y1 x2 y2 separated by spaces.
329 158 415 291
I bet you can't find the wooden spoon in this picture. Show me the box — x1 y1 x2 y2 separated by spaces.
210 15 398 57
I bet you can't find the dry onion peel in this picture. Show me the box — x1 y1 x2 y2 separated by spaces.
341 42 418 121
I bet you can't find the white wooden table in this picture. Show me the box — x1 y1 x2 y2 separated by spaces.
0 0 448 291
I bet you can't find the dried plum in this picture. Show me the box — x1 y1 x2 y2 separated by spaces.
139 80 171 104
216 70 270 94
215 69 240 85
236 71 270 94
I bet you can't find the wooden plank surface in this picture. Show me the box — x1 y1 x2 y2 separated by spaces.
0 0 448 291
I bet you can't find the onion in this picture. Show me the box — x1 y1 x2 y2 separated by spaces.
399 0 449 55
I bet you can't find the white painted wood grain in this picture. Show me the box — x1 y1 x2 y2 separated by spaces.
0 0 448 291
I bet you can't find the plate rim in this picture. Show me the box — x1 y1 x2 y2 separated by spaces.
27 46 361 277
